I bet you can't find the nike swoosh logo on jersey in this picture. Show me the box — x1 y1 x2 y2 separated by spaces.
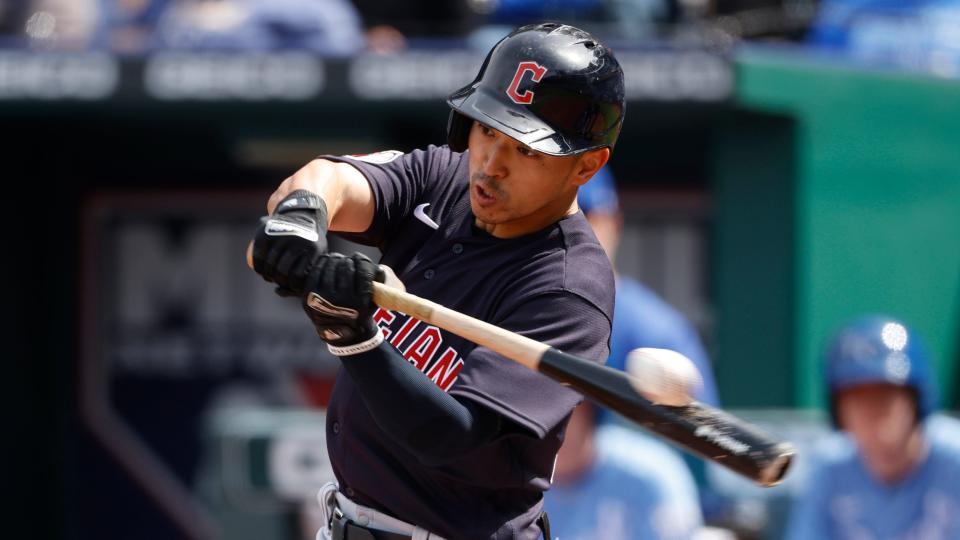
414 203 439 230
264 218 319 242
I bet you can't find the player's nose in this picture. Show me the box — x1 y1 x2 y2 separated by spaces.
480 137 509 178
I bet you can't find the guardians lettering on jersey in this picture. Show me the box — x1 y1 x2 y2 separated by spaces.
373 307 464 391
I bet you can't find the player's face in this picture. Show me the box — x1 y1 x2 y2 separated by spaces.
837 383 924 484
467 122 608 238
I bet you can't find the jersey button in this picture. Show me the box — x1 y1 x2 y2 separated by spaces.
452 243 463 254
424 269 435 279
332 421 340 434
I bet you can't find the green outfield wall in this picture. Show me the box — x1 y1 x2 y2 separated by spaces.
715 48 960 409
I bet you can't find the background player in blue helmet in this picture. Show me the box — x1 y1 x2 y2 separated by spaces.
249 23 624 540
541 166 715 539
786 315 960 539
574 165 719 407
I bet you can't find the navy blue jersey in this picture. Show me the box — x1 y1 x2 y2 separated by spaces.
322 145 614 540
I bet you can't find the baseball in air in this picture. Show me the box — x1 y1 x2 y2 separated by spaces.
626 348 703 406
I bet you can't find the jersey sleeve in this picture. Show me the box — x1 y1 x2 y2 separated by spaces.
448 291 611 439
321 146 461 246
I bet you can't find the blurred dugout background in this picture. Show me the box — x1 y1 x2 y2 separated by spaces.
4 0 959 538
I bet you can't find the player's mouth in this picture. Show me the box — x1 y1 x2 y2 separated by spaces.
472 181 498 208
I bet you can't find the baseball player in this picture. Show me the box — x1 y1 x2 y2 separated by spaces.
250 23 625 540
544 400 703 540
786 315 960 539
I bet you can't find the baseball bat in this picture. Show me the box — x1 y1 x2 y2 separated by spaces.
370 282 795 487
246 247 794 486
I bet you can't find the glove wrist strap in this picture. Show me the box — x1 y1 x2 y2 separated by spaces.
276 190 328 216
328 331 385 356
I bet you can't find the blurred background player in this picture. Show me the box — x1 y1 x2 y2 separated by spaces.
151 0 364 55
542 166 721 538
574 166 719 407
544 400 704 540
786 314 960 539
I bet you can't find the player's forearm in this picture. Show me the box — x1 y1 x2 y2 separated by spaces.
339 344 502 466
266 159 374 233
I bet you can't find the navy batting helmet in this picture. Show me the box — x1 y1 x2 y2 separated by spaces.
825 315 938 427
447 22 625 156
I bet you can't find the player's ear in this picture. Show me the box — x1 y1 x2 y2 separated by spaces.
571 148 610 187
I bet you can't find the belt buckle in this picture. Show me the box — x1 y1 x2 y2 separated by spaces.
332 507 382 540
331 508 349 539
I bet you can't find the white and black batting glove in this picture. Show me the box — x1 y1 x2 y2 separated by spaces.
252 189 328 296
302 253 386 354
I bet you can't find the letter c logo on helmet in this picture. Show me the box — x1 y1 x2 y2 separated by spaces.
506 61 548 105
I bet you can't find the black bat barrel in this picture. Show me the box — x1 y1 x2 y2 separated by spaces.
540 348 795 487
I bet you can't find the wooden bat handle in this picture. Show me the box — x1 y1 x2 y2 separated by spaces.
372 282 548 372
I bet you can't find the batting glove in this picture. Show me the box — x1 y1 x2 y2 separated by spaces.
302 252 386 354
252 189 328 296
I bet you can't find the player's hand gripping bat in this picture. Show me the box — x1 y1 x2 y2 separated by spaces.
247 248 795 486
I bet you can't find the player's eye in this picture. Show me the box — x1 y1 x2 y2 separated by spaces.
477 124 494 137
517 145 538 158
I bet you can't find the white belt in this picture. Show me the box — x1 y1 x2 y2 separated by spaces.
316 482 447 540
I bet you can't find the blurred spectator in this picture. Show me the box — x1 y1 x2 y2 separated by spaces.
5 0 167 53
578 166 719 409
607 0 679 39
16 0 99 49
476 0 605 26
786 315 960 539
466 1 611 52
543 401 704 539
95 0 170 53
151 0 364 55
350 0 474 37
807 0 960 77
465 0 685 46
348 0 476 53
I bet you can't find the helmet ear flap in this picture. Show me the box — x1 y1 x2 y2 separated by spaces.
447 110 472 153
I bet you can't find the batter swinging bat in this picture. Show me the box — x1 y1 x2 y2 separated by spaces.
247 249 795 486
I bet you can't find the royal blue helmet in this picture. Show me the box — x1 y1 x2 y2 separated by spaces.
577 165 619 215
825 315 938 427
